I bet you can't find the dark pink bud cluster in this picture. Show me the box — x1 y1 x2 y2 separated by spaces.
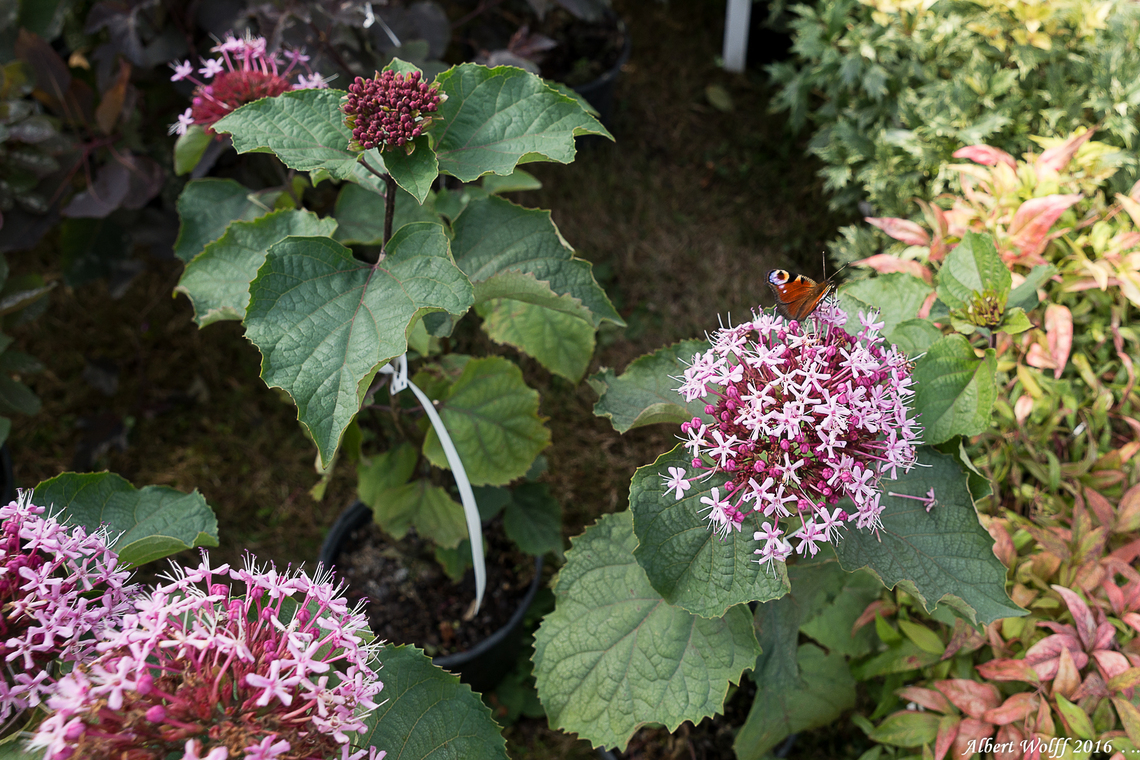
343 70 443 153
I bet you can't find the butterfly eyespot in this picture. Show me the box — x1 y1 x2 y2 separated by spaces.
767 270 790 285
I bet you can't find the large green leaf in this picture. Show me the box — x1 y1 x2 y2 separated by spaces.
937 231 1011 309
381 135 440 205
834 447 1023 625
212 89 388 192
431 64 611 182
913 334 998 445
173 125 211 176
244 224 473 466
173 178 270 263
0 375 39 416
589 340 710 433
333 182 441 246
33 472 219 567
502 481 562 556
368 478 468 549
421 356 550 486
358 644 508 760
450 196 621 327
837 272 933 336
532 511 760 752
630 444 790 618
476 297 595 382
733 557 878 759
176 209 337 326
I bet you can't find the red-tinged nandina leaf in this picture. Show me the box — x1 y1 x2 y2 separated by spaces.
1068 670 1106 702
976 658 1040 684
1052 646 1080 699
1095 651 1132 683
865 217 931 246
1116 484 1140 534
1024 524 1071 562
1044 304 1073 380
934 714 959 760
935 679 1000 718
1125 613 1140 635
1034 700 1054 737
986 519 1017 569
916 198 948 238
951 717 995 759
1052 585 1097 649
994 724 1023 760
943 619 987 660
898 686 953 714
1054 694 1095 740
1013 394 1033 424
1008 194 1082 259
1094 622 1117 651
1111 539 1140 564
1103 577 1126 616
918 291 937 319
1011 584 1037 609
953 144 1016 169
1036 128 1097 176
983 692 1038 725
1085 487 1116 529
1025 634 1088 680
1116 193 1140 230
852 253 933 283
853 599 896 634
1026 342 1055 370
1115 697 1140 747
1107 667 1140 694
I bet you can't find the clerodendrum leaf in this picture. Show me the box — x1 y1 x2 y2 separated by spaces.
630 444 790 618
422 356 550 486
212 89 388 192
368 478 468 549
245 224 473 466
477 297 595 382
359 644 508 760
733 558 877 759
532 511 760 752
33 472 218 567
834 447 1024 625
913 334 998 444
589 339 710 433
837 272 932 336
450 195 621 327
176 209 337 326
431 63 611 182
173 178 269 263
502 481 562 556
333 182 440 246
937 231 1011 309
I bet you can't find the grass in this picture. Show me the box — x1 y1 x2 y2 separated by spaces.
8 0 849 756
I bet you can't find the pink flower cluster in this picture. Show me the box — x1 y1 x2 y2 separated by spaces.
664 300 922 567
342 70 443 152
29 554 385 760
0 491 134 729
169 32 328 136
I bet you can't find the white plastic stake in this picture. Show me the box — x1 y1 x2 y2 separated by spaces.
379 356 485 612
723 0 752 74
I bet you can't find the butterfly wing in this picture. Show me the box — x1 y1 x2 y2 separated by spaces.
766 269 833 321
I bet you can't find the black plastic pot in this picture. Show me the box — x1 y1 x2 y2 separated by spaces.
320 500 543 694
571 19 631 130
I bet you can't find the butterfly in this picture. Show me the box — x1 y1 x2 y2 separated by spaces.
766 269 834 321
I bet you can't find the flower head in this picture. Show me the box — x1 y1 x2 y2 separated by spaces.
667 300 922 560
0 491 134 728
342 69 444 153
168 32 328 136
29 553 384 760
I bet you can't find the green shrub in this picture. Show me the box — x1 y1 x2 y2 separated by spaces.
769 0 1140 223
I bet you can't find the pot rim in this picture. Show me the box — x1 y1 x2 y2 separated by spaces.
319 499 543 668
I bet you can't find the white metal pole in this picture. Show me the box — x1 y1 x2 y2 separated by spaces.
723 0 752 73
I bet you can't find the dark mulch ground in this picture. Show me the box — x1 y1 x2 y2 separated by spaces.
8 0 849 757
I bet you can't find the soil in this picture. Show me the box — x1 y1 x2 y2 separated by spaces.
448 1 627 87
331 514 537 658
616 677 758 760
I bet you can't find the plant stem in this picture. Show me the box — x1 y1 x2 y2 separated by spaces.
384 173 397 245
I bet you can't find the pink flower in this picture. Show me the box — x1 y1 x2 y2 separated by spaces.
342 69 444 153
168 32 328 137
0 491 134 730
28 553 385 760
665 301 922 563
